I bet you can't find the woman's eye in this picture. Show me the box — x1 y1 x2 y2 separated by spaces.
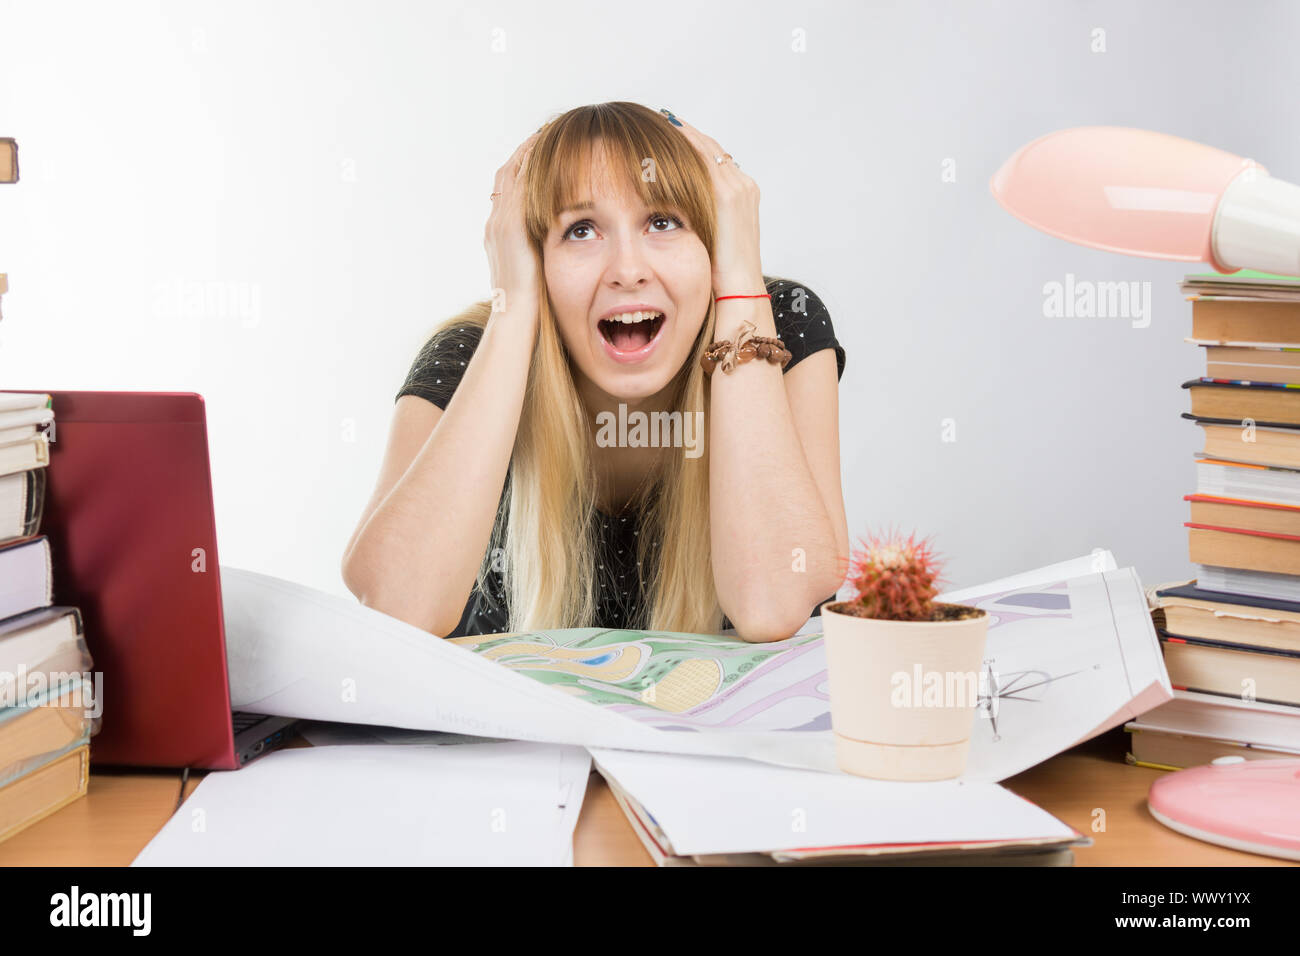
562 213 684 241
649 213 684 232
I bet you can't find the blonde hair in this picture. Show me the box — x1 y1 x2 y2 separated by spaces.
421 102 791 635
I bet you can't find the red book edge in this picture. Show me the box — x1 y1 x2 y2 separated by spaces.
1185 493 1300 513
1185 521 1300 542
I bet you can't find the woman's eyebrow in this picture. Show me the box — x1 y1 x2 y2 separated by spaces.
557 199 663 216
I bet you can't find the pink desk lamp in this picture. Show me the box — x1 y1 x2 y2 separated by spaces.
992 126 1300 861
991 125 1300 276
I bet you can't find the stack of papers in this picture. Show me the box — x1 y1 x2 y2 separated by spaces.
1180 269 1300 300
132 742 590 866
219 550 1170 783
588 748 1086 866
186 549 1171 865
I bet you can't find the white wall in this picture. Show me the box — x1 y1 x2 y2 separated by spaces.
2 0 1296 599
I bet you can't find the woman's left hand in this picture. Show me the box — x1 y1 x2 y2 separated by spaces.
661 110 764 295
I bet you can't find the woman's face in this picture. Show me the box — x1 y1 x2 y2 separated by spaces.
542 144 712 408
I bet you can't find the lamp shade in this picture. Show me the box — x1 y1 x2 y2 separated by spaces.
991 126 1300 276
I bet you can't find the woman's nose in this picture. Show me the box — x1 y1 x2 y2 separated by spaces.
604 231 652 285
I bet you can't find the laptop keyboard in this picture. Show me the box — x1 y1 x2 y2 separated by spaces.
232 712 268 733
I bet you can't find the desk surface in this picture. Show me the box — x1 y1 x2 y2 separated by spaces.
0 727 1294 866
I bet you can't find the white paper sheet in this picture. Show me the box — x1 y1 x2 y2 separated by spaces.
586 748 1078 857
131 742 591 866
219 549 1170 781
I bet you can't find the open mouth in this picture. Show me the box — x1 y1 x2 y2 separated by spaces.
597 312 666 352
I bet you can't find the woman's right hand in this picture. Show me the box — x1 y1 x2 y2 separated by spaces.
484 129 542 321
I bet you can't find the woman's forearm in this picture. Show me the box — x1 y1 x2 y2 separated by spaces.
708 291 843 642
344 309 536 634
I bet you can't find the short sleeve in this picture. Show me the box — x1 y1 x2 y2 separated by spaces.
768 279 846 381
395 323 484 408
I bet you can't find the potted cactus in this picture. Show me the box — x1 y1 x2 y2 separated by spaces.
820 528 989 781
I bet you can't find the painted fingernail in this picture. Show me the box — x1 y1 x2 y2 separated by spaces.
659 108 682 127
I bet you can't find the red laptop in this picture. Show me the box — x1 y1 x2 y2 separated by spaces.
1 390 299 770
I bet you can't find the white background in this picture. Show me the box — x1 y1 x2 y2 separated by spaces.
2 0 1297 601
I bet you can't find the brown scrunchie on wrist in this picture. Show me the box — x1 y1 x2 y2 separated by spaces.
700 319 792 377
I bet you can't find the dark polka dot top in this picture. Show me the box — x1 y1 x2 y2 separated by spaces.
394 276 846 636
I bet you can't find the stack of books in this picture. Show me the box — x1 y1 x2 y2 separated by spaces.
1 137 12 321
0 396 100 845
1 143 100 842
1 138 17 409
1128 271 1300 769
0 136 15 184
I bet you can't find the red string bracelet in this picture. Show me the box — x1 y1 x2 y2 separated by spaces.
714 293 771 301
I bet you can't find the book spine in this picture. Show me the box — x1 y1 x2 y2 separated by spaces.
24 466 45 537
0 730 92 791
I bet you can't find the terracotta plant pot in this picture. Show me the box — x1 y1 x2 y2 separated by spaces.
820 599 990 781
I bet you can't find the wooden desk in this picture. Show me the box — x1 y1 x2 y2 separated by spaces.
0 726 1295 866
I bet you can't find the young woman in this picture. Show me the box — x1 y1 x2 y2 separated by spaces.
342 102 849 643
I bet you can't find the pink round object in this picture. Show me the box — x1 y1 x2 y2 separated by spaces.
1147 757 1300 860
